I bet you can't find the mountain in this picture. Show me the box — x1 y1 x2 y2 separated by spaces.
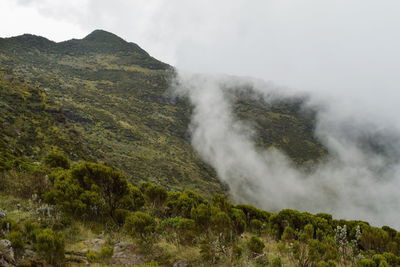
0 30 326 195
2 30 397 267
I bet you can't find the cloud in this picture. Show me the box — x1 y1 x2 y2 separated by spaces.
172 71 400 228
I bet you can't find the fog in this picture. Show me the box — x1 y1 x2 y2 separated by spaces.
172 72 400 227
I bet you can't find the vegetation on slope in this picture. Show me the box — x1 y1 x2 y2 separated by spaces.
1 155 399 266
0 30 326 196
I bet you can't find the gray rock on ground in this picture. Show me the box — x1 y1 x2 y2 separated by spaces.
82 238 105 253
111 242 144 266
0 209 7 219
173 259 191 267
0 239 15 266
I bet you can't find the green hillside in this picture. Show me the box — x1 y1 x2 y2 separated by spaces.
0 30 325 196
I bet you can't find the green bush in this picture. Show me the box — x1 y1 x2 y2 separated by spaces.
167 190 206 217
360 226 389 253
212 194 232 213
211 211 232 234
191 203 211 228
9 231 24 250
300 224 314 242
271 256 282 267
160 217 196 244
382 252 399 266
247 236 265 255
282 226 296 241
249 219 263 234
235 204 271 224
141 182 168 206
230 208 246 235
34 228 64 264
357 259 377 267
316 260 336 267
43 152 70 169
124 211 156 238
45 162 138 221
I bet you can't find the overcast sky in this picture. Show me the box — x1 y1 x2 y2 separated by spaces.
2 0 400 125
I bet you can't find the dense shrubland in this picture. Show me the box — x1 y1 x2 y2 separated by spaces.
1 154 400 266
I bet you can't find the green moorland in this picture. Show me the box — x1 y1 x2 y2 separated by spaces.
1 30 392 266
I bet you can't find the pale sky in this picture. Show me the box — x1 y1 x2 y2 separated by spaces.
2 0 400 126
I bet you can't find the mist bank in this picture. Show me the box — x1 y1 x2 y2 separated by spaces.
171 71 400 228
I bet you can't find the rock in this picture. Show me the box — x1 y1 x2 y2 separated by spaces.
17 249 40 266
82 238 105 253
0 209 7 219
111 242 144 266
65 251 89 264
21 249 36 258
173 259 190 267
0 239 15 266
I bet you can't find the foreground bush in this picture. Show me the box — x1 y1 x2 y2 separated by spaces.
34 228 65 265
45 162 144 221
247 236 265 255
124 211 156 238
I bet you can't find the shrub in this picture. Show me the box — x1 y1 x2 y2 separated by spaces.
382 252 399 266
230 208 246 235
114 208 131 225
191 203 211 228
372 254 388 266
247 236 265 255
212 194 232 213
357 259 377 267
87 245 114 262
43 152 70 169
235 204 271 224
34 228 64 264
282 226 296 241
141 183 168 206
360 227 389 253
167 190 205 217
271 256 282 267
300 224 314 242
211 211 232 234
249 219 263 235
160 217 196 244
0 217 19 233
9 231 24 250
129 184 145 209
124 211 156 238
45 162 137 221
316 260 336 267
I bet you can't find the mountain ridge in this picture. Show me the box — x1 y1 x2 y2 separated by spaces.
0 30 326 195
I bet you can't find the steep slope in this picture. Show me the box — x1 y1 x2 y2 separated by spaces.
0 30 326 195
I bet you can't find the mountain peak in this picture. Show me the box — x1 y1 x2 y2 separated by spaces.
83 29 126 44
